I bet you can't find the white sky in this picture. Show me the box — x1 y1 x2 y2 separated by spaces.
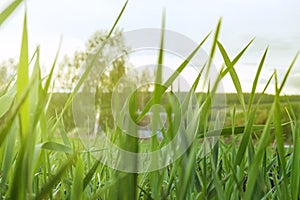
0 0 300 93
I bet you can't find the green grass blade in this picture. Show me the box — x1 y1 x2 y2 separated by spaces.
26 41 62 143
17 12 29 138
284 101 300 199
218 41 254 112
0 0 22 26
0 74 35 147
207 19 222 70
235 109 256 166
136 32 211 122
231 38 255 65
57 0 128 125
247 48 268 113
212 164 226 200
44 37 62 93
291 120 300 199
10 141 26 199
58 119 72 146
31 42 61 132
245 106 274 200
202 122 291 137
71 157 84 200
255 72 275 105
35 156 75 200
178 145 197 200
216 42 231 67
201 19 222 88
30 47 42 120
83 160 100 190
0 74 16 97
0 121 17 189
149 11 166 199
219 39 254 77
155 9 165 86
164 32 210 88
273 73 289 197
40 142 73 153
71 0 128 96
0 86 16 118
278 51 299 93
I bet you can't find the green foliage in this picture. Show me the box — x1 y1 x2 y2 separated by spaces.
0 1 300 200
55 27 154 128
55 29 128 92
0 0 22 26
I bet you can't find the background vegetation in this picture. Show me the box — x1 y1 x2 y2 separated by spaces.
0 1 299 199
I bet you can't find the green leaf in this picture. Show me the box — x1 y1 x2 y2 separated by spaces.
40 142 73 153
71 157 84 200
0 121 17 189
218 40 254 113
178 144 197 200
155 8 165 86
219 39 254 77
0 87 16 118
278 51 299 94
17 12 29 137
30 47 43 124
244 106 274 200
290 117 300 199
235 109 256 166
136 32 211 122
0 0 22 26
44 38 62 94
0 71 36 147
247 48 268 113
203 122 291 137
83 160 100 190
35 156 75 200
55 0 128 130
207 18 222 70
273 72 289 197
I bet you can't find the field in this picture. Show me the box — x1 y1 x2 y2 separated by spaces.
1 1 300 200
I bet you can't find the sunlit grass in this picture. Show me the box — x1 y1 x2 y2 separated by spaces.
0 1 299 199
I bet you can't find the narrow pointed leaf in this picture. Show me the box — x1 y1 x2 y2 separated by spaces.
0 0 22 26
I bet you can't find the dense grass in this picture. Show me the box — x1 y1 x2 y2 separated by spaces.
0 1 300 199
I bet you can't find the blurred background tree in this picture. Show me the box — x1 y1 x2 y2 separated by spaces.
0 58 17 94
54 29 153 130
55 29 128 92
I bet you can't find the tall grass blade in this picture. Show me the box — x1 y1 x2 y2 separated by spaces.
44 37 62 93
235 109 256 166
0 86 16 118
40 142 73 153
35 156 75 200
83 160 100 190
220 39 254 77
57 0 128 124
274 72 289 197
290 117 300 199
71 157 84 200
0 121 17 189
0 0 22 26
207 19 222 70
247 48 268 113
0 75 35 146
150 10 166 199
218 40 254 112
278 51 299 93
136 32 211 122
17 12 29 138
245 106 274 200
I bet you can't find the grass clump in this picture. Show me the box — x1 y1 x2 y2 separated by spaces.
0 1 300 199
